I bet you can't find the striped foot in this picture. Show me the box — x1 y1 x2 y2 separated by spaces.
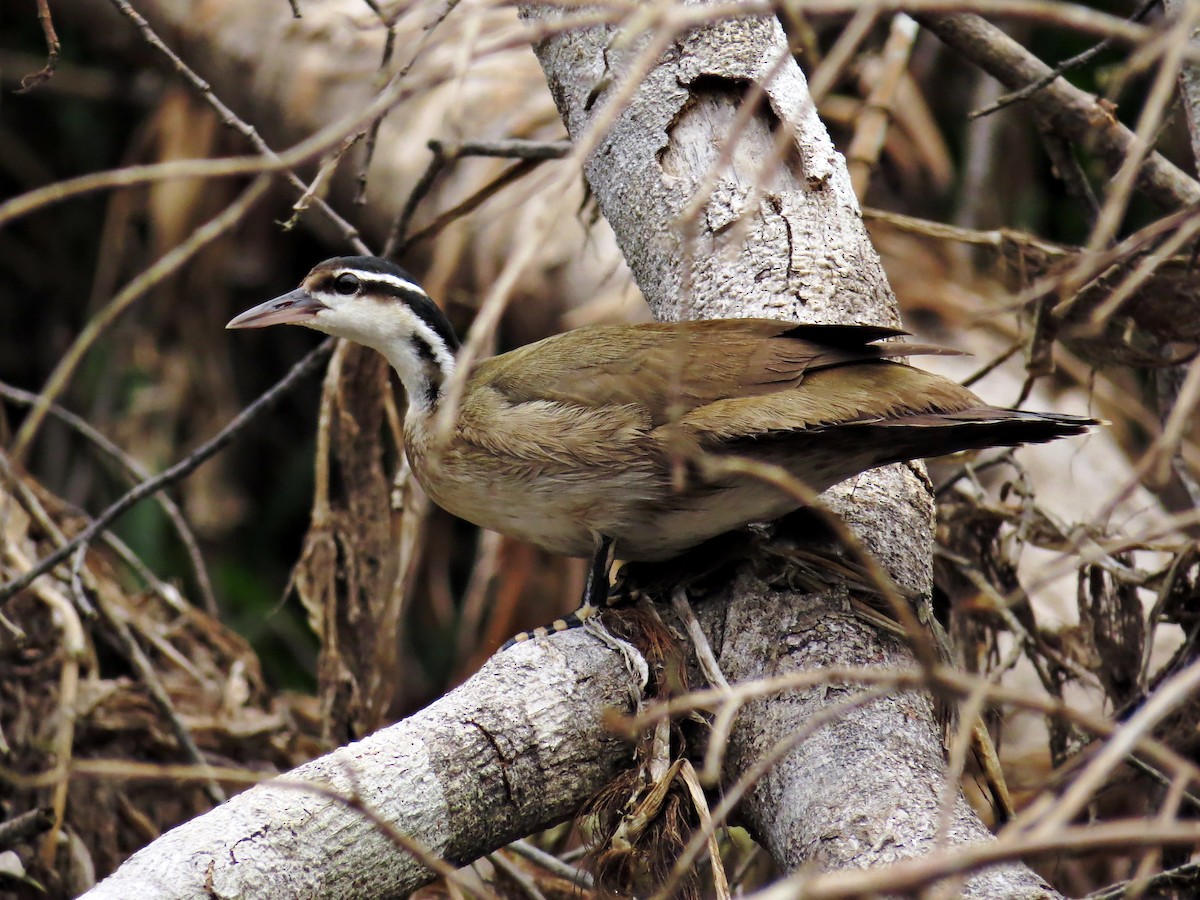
502 534 615 650
501 600 600 649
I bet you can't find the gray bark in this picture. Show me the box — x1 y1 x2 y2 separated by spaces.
81 635 639 898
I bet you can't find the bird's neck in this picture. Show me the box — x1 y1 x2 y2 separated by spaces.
379 333 458 414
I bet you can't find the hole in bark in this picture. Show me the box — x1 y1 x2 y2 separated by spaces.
658 76 799 181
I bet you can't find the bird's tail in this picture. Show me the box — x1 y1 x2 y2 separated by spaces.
866 408 1100 465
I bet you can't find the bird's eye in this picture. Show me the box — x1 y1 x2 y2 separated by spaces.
334 273 360 295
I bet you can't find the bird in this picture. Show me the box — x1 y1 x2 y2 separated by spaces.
228 256 1097 641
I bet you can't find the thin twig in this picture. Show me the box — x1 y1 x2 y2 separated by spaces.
0 380 218 615
650 688 895 900
91 586 227 807
694 451 940 670
383 141 446 259
384 139 570 258
432 138 573 160
670 587 730 690
1025 658 1200 837
0 452 97 620
354 0 398 205
281 133 364 231
0 51 426 230
807 7 878 103
0 535 87 867
507 839 595 890
401 159 541 250
96 531 192 617
15 0 60 93
456 529 504 662
1082 3 1200 256
677 760 731 900
1074 206 1200 327
0 339 335 606
629 664 1200 790
489 850 549 900
1126 771 1189 897
846 13 919 199
667 584 735 786
10 175 274 462
1086 859 1200 900
1039 131 1100 225
969 0 1160 119
752 820 1200 899
917 12 1200 210
106 0 370 254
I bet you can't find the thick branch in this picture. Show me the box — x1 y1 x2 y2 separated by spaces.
1164 0 1200 184
82 636 639 898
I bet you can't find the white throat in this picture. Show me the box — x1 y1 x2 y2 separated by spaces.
376 320 457 413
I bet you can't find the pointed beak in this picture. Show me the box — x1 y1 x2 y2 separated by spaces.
226 288 327 330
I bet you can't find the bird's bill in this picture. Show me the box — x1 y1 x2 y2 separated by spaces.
226 288 326 329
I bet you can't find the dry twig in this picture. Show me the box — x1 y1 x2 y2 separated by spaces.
0 340 335 606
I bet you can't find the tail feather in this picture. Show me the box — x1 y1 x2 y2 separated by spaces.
863 408 1100 465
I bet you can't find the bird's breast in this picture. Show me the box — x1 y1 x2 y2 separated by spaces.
402 400 666 558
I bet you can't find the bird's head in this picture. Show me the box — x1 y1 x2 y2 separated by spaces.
228 256 461 409
227 256 460 358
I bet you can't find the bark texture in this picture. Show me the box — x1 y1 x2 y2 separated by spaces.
81 635 640 898
523 6 1054 895
1164 0 1200 178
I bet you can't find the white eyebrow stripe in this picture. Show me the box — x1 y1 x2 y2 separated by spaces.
335 269 428 297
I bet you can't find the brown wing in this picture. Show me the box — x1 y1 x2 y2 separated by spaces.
677 363 984 445
477 319 955 428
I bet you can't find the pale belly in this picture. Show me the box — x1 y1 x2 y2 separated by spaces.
398 398 886 561
405 438 805 561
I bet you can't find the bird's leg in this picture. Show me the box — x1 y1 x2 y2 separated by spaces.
584 533 616 610
502 535 615 649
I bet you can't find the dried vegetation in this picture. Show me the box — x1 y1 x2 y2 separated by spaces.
1 0 1200 897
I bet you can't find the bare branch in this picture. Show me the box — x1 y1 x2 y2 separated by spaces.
0 338 334 606
14 0 60 93
917 12 1200 210
79 634 640 899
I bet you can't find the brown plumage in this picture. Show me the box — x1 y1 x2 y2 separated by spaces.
228 257 1098 563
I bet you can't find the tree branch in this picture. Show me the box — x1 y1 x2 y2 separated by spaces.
80 636 640 898
917 12 1200 210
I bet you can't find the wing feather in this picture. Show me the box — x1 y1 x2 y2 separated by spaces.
476 319 958 428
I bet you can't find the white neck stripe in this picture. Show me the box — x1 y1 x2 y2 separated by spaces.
406 312 457 373
380 307 457 412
